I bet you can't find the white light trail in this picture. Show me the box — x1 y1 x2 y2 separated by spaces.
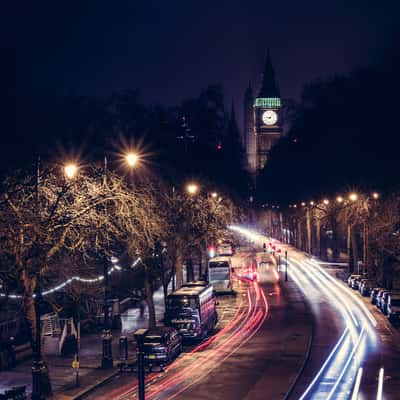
229 226 379 400
351 367 363 400
377 368 384 400
326 327 365 400
298 328 349 400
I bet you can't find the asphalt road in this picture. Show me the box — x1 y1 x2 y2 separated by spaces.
231 226 400 400
84 249 313 400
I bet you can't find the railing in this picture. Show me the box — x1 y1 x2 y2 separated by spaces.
41 312 61 336
0 318 20 341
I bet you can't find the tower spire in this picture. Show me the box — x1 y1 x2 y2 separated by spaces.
259 49 280 97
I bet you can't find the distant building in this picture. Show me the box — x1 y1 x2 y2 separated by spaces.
244 50 283 175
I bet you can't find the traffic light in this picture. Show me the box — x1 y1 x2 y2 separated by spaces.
208 246 216 258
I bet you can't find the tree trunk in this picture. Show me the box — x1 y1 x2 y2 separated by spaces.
175 252 183 289
315 218 321 258
363 222 368 276
351 226 359 273
306 209 312 254
161 271 168 312
279 212 284 242
144 270 156 329
330 217 339 261
297 220 302 250
25 294 37 350
186 258 194 282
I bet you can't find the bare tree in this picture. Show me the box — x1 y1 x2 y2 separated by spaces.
0 164 135 369
368 196 400 287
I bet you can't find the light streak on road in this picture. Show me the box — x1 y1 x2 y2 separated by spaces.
113 277 269 400
377 368 384 400
351 368 363 400
229 226 380 400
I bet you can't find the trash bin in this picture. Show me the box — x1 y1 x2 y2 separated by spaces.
119 336 128 361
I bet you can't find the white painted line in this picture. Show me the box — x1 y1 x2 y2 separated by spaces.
377 367 384 400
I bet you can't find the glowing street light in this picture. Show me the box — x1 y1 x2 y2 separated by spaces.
309 201 315 206
323 199 330 205
336 196 344 203
372 192 379 200
211 192 218 198
64 163 78 179
349 193 358 202
125 152 139 168
301 202 306 207
186 183 199 195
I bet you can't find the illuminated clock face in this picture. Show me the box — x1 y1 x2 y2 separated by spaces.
262 110 278 125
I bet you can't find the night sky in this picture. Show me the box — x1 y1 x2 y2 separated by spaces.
18 1 400 117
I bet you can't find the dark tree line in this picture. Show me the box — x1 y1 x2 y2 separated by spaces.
12 84 250 200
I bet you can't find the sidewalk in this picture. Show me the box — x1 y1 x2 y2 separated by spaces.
0 286 167 399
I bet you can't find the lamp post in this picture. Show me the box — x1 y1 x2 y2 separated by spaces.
32 159 80 399
101 156 113 369
285 250 288 281
134 329 148 400
101 255 113 369
31 276 51 400
99 152 140 369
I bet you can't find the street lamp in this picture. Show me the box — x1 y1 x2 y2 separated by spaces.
125 152 139 168
336 196 344 204
372 192 379 200
349 192 358 202
64 163 78 179
211 192 218 198
186 183 199 195
323 199 329 205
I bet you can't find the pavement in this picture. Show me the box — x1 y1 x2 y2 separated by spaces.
0 285 167 400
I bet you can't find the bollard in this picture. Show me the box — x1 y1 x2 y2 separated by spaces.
119 336 128 361
285 250 288 281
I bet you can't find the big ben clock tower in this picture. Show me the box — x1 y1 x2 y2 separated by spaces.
245 50 282 174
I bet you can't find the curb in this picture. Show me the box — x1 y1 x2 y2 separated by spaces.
52 369 120 400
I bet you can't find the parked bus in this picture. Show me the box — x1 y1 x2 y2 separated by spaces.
165 283 218 340
208 256 234 293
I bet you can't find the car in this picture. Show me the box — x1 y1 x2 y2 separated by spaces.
381 291 400 315
370 287 384 305
375 289 387 310
387 295 400 323
360 280 377 297
351 275 366 290
348 274 362 287
140 327 182 366
358 278 369 293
